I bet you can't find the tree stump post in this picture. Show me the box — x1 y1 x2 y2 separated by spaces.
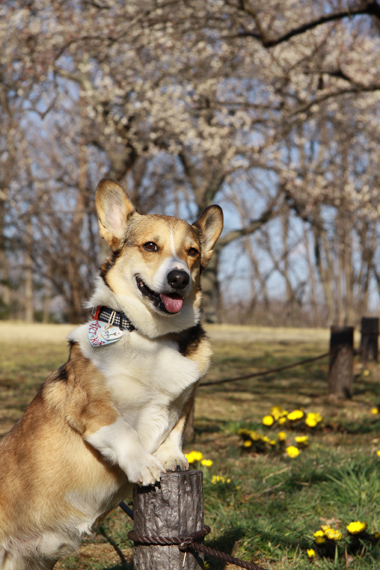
360 317 379 363
132 470 204 569
328 326 354 399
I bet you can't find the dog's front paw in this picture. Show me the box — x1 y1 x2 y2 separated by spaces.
123 453 165 486
153 448 189 473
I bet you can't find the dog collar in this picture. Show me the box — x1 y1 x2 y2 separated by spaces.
92 306 136 332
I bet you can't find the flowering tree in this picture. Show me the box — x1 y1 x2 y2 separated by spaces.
1 0 380 324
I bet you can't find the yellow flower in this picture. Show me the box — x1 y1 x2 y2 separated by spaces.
243 440 252 448
287 410 304 421
212 475 225 484
363 369 370 376
347 521 367 535
371 407 379 415
201 459 213 467
286 445 300 458
278 431 287 441
185 451 203 464
204 562 210 570
307 548 316 559
305 412 322 428
262 415 274 427
270 406 283 420
376 450 380 458
278 417 287 425
325 528 342 541
249 430 261 441
211 475 232 485
313 530 326 544
295 435 309 447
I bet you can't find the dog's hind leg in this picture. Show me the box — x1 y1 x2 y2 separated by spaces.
0 549 57 570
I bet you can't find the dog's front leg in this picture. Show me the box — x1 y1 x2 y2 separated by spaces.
153 386 197 472
85 417 165 486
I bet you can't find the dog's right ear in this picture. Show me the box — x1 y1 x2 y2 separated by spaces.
95 179 136 250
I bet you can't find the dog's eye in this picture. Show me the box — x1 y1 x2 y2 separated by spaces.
143 242 159 252
188 247 199 257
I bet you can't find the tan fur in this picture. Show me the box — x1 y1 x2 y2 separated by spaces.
0 178 223 570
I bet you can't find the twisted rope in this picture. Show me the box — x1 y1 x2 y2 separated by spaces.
128 525 266 570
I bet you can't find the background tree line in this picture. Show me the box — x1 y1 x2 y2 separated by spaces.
1 0 380 327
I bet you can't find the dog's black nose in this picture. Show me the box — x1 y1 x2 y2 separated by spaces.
167 270 190 290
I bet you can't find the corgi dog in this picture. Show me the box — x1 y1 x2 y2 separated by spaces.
0 179 223 570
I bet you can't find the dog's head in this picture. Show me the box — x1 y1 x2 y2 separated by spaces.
93 179 223 336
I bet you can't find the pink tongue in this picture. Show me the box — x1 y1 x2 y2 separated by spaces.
160 294 183 313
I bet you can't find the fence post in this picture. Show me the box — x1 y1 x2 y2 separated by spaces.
132 470 204 569
328 326 354 399
360 317 379 363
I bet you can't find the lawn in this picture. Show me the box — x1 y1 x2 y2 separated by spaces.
1 323 380 569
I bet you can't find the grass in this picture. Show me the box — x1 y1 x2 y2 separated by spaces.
1 323 380 569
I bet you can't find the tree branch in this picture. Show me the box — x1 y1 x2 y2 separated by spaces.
233 1 380 47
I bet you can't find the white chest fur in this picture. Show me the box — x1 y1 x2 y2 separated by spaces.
70 325 200 452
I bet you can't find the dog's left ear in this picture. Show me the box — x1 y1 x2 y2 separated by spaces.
95 179 136 250
192 205 224 267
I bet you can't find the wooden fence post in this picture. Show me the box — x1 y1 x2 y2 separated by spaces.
360 317 379 363
328 326 354 399
132 470 204 569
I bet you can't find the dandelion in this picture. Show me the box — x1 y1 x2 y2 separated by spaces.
287 410 304 421
243 440 252 448
249 430 261 441
371 407 379 415
201 459 213 467
270 406 283 420
185 451 203 464
313 530 326 544
237 428 251 437
212 475 231 484
278 417 287 425
376 450 380 458
325 528 342 541
347 521 367 535
286 445 300 458
305 412 322 428
262 415 274 427
278 431 287 441
295 435 309 447
307 548 316 559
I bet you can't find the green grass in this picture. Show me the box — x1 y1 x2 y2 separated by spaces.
1 324 380 569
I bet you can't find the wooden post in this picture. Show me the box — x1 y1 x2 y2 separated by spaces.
360 317 379 363
328 326 354 398
132 470 204 569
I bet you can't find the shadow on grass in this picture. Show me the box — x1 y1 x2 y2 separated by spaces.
204 527 247 569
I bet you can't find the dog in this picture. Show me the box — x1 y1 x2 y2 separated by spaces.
0 178 223 570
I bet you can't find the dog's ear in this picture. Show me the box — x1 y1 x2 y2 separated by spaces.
95 179 136 250
192 205 223 267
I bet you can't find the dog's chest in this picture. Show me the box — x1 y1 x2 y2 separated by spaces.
78 327 200 449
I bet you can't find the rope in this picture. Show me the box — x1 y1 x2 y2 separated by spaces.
128 525 266 570
200 350 332 387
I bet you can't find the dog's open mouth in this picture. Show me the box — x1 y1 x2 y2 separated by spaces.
136 277 184 314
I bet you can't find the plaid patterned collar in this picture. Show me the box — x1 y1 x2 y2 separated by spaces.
92 306 136 332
